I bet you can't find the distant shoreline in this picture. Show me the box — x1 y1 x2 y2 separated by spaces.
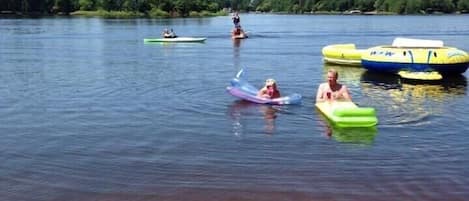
0 10 228 19
1 10 467 18
256 10 469 16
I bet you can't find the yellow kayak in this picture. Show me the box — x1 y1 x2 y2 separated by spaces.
322 44 364 66
316 101 378 127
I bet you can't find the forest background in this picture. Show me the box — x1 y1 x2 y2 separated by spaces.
1 0 469 18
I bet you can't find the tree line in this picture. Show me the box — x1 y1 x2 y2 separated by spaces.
1 0 468 16
253 0 469 14
0 0 235 16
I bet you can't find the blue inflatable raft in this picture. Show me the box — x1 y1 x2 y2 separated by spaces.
226 69 302 105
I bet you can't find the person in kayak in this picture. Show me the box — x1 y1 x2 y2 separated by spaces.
316 69 352 102
258 78 281 99
162 28 177 38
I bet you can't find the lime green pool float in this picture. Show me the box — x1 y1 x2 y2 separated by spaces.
316 101 378 127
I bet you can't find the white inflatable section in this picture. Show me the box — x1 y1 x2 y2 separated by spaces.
392 37 444 48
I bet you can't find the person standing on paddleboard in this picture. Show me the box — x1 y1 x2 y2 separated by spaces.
232 11 240 27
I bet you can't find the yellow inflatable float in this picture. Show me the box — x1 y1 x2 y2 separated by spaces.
322 44 364 66
397 70 442 80
361 38 469 75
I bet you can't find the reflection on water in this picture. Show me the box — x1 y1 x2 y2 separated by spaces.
232 38 242 69
322 63 468 101
361 71 467 101
261 105 278 134
330 126 377 144
232 38 242 49
361 71 467 125
228 100 278 135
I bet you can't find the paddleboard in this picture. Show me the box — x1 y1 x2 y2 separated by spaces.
232 34 248 39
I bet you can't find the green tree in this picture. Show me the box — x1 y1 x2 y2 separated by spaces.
336 0 352 11
79 0 97 10
405 0 422 14
314 0 334 11
207 2 220 12
256 0 272 12
374 0 386 11
355 0 375 11
123 0 151 12
303 0 315 12
4 0 469 16
173 0 194 16
458 0 469 12
242 0 253 11
100 0 123 11
435 0 456 13
385 0 406 14
56 0 78 14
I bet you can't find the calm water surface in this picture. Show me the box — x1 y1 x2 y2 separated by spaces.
1 15 468 201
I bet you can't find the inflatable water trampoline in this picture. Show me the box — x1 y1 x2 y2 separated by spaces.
361 38 469 75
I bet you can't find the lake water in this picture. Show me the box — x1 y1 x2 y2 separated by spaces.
1 14 469 201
